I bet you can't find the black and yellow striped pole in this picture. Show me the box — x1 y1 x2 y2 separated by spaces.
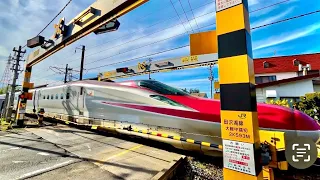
16 65 33 126
216 0 262 179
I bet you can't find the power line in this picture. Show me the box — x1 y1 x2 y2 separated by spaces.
187 0 200 32
58 1 215 64
169 0 189 34
31 23 217 82
37 0 72 36
77 10 215 63
22 0 72 48
252 9 320 30
249 0 291 13
87 44 190 71
178 0 194 33
32 0 297 81
81 22 216 67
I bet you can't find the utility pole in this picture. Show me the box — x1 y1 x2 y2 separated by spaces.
6 46 25 122
208 64 213 99
64 64 69 83
148 58 152 80
75 45 86 81
80 45 85 81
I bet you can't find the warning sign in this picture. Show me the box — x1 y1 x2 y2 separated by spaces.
216 0 242 12
223 139 256 176
221 111 259 144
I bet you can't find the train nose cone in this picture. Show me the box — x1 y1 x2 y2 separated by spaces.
294 110 320 143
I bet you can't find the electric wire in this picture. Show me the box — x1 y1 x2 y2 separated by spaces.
22 0 72 48
33 0 306 83
79 22 216 68
169 0 189 34
58 1 215 64
187 0 200 32
178 0 194 33
252 9 320 30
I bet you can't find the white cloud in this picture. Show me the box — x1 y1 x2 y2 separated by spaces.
248 0 259 5
250 7 294 28
253 22 320 50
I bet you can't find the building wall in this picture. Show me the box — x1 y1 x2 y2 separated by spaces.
256 79 314 102
256 72 297 80
314 85 320 92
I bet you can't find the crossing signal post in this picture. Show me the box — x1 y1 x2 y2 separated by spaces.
215 0 262 179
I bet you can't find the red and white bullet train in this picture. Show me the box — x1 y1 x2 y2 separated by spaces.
1 79 319 156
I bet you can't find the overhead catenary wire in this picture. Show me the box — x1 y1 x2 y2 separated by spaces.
67 0 293 65
58 1 215 64
169 0 189 34
252 9 320 30
31 23 216 82
73 11 216 66
49 0 289 66
79 22 216 68
33 0 303 82
187 0 200 32
22 0 72 48
178 0 195 33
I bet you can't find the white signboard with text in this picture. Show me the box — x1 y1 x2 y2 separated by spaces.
216 0 242 12
223 139 256 175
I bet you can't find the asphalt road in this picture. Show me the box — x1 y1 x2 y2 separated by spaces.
0 124 183 180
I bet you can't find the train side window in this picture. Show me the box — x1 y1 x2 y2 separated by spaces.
47 95 49 99
51 95 54 100
66 93 70 100
43 95 46 99
61 93 64 99
55 94 58 99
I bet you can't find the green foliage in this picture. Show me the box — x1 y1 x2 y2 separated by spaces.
296 92 320 121
0 87 7 94
189 88 200 93
180 88 200 94
266 99 290 108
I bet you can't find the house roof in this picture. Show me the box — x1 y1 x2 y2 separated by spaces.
256 73 320 88
254 53 320 74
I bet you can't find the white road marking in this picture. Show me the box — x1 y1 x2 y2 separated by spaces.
12 160 25 164
87 144 91 151
10 147 21 150
17 160 76 180
37 152 50 156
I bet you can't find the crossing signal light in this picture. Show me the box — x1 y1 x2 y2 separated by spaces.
19 94 25 100
116 67 129 73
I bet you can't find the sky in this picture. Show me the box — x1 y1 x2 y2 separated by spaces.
0 0 320 98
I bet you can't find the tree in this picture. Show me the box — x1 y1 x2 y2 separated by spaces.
0 87 8 94
266 99 290 108
189 88 200 93
181 88 188 93
296 92 320 121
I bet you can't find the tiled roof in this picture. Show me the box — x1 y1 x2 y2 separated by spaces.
254 53 320 74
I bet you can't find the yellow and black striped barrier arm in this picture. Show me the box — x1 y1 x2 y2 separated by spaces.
216 0 262 179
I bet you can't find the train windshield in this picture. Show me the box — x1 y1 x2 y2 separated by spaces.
150 95 186 107
138 80 189 96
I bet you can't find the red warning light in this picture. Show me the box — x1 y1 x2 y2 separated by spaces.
19 94 25 99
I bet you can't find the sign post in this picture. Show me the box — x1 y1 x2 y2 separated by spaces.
215 0 262 179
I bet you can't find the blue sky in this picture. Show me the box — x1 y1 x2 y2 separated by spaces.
0 0 320 98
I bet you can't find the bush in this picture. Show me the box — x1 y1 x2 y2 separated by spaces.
296 92 320 121
266 99 290 108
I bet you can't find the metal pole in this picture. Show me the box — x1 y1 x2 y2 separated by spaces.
80 45 85 81
6 46 23 121
64 64 68 83
208 64 213 99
